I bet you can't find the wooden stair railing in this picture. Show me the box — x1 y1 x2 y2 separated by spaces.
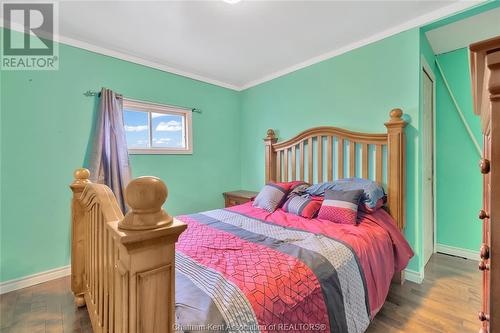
70 168 187 333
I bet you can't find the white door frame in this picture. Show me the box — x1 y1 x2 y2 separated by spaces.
421 56 438 260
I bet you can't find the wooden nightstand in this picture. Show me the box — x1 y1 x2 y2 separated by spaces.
223 190 258 208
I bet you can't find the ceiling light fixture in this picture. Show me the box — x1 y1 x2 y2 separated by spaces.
223 0 241 4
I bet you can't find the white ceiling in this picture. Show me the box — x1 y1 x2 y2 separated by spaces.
15 1 488 90
425 6 500 55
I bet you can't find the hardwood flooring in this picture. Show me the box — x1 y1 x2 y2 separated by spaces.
0 277 92 333
367 253 481 333
0 253 480 333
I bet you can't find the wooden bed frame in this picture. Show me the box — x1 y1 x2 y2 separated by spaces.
69 108 406 333
69 173 187 333
264 108 407 231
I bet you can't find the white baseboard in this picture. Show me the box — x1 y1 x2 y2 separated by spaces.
0 265 71 295
404 268 424 284
1 247 473 294
436 243 479 261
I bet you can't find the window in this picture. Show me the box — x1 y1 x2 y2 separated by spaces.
123 99 192 154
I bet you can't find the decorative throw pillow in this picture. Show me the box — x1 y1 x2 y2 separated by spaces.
252 183 289 212
306 178 386 212
282 194 322 219
317 189 364 225
253 181 309 212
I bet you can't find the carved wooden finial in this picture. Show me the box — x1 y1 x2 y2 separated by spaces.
265 129 276 140
73 168 90 184
118 176 173 230
389 108 403 120
70 168 91 194
264 129 278 183
385 108 406 128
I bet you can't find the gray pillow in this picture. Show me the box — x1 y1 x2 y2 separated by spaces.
252 184 288 212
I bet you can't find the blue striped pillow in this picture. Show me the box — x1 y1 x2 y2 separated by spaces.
282 195 321 218
306 178 386 211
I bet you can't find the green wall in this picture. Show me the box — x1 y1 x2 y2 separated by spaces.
0 36 241 282
2 7 489 283
420 25 482 253
435 48 482 251
239 29 422 272
420 0 497 256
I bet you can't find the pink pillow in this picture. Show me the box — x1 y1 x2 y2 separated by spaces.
317 189 363 225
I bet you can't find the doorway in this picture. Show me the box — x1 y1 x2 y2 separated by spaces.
422 59 436 267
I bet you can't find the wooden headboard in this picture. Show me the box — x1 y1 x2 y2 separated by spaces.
264 108 407 230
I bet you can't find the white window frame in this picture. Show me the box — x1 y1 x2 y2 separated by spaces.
123 98 193 155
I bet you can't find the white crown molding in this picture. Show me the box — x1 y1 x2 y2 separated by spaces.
57 35 241 91
0 265 71 295
437 243 480 261
239 0 485 90
0 21 241 91
1 0 484 91
404 268 424 284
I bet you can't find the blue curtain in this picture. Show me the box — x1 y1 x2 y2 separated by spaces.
88 88 131 212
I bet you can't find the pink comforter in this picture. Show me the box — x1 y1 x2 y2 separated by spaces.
228 203 414 317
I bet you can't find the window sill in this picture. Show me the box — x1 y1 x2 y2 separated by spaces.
128 148 193 155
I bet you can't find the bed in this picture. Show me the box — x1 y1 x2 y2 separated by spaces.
69 108 412 333
173 108 413 332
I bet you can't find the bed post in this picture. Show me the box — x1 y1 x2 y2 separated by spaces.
69 168 91 307
385 109 407 284
112 177 187 333
264 129 278 183
70 169 187 332
384 108 407 231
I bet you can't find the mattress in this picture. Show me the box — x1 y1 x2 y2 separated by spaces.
174 203 413 333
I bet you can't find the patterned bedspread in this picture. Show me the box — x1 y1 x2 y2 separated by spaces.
175 204 413 333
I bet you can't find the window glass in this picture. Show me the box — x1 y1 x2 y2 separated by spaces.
151 113 185 148
123 110 149 148
122 99 192 154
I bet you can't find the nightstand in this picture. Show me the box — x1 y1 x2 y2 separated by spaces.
223 190 258 208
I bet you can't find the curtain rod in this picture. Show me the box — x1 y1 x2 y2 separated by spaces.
83 90 202 114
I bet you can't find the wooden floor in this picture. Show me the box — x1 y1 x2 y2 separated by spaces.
367 253 481 333
0 253 480 333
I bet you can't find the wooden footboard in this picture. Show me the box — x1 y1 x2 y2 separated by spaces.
70 169 186 333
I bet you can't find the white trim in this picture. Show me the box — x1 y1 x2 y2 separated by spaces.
421 56 438 266
433 73 438 256
128 148 193 155
404 268 424 284
240 0 484 90
0 1 483 91
426 56 439 257
436 243 480 261
123 98 193 155
422 56 436 82
58 35 240 91
0 21 239 91
0 265 71 295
